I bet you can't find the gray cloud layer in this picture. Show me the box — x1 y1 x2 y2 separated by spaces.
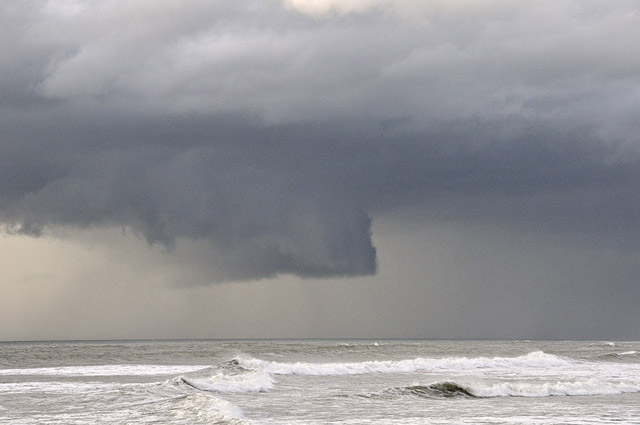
2 0 640 281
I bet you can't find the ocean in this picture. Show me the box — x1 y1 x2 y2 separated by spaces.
1 339 639 424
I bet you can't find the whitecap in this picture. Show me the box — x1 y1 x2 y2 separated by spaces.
179 371 275 393
392 379 640 399
467 378 640 398
233 351 571 376
0 364 210 377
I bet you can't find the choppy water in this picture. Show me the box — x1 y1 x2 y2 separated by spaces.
1 340 639 424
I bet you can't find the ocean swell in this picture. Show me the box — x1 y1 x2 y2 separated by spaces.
394 382 475 398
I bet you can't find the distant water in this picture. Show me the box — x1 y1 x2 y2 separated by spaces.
1 340 640 424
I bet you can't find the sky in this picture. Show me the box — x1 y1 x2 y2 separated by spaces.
1 0 639 341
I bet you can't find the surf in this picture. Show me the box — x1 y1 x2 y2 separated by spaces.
385 378 640 399
178 371 275 393
232 351 571 376
0 364 210 377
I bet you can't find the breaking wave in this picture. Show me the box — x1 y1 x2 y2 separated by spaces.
178 371 275 393
392 379 640 399
393 382 475 398
0 364 210 377
149 382 246 424
589 342 616 347
160 351 640 402
233 351 570 376
161 393 246 424
597 351 640 362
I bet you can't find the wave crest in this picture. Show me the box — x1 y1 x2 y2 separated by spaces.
397 382 475 398
233 351 570 376
0 364 210 377
179 371 275 393
470 379 640 398
392 379 640 399
597 351 639 362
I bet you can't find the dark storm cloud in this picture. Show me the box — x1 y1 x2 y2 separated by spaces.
2 0 640 280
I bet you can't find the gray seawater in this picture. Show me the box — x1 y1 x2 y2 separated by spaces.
1 340 639 424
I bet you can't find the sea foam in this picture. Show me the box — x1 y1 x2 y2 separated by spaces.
180 371 275 393
470 379 640 398
167 393 246 422
391 379 640 398
0 364 209 377
234 351 570 376
474 379 640 398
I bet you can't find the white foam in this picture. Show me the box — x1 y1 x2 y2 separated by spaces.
590 342 616 347
467 379 640 398
171 393 246 421
0 381 125 394
0 364 209 377
235 351 570 376
180 371 275 393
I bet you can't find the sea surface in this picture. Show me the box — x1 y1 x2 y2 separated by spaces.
1 340 639 424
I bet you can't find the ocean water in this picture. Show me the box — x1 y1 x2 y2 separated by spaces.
1 340 639 424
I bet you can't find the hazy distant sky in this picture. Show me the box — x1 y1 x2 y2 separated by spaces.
1 0 639 340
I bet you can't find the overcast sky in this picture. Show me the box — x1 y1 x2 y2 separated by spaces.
1 0 639 340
